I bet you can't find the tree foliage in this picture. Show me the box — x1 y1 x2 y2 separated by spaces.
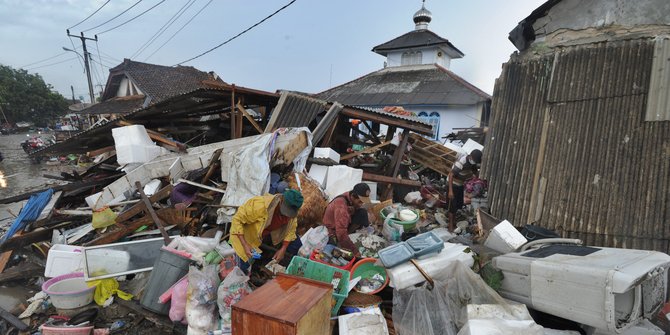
0 64 69 127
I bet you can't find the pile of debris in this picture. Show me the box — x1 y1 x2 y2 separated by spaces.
1 95 669 335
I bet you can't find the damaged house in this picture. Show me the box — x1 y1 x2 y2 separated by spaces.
483 0 670 252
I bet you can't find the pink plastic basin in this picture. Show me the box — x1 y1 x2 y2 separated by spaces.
42 272 95 309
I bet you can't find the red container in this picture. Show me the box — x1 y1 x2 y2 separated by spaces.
310 249 355 271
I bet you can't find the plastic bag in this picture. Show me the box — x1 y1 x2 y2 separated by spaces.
217 266 252 329
393 261 521 335
381 219 404 242
168 231 223 265
169 277 189 324
86 278 133 306
404 191 423 204
185 265 220 335
92 207 117 229
298 226 329 257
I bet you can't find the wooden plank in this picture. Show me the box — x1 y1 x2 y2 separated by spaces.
0 262 43 284
135 181 171 245
0 222 72 252
115 185 173 223
528 107 551 223
0 231 22 273
362 172 421 187
237 102 263 134
177 178 225 194
0 306 28 331
340 140 392 160
87 145 116 157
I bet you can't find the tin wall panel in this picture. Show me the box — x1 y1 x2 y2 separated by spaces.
484 39 670 253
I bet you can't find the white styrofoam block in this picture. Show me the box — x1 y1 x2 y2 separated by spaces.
85 192 103 209
444 142 466 155
313 147 340 163
484 220 527 254
116 144 163 165
363 182 377 201
112 125 153 146
45 244 84 278
325 165 363 200
462 138 484 155
308 164 329 187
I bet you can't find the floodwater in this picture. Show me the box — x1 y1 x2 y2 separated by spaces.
0 133 79 199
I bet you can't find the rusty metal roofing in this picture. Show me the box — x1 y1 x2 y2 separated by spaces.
317 64 490 107
483 39 670 253
77 95 145 115
263 91 433 136
31 85 279 156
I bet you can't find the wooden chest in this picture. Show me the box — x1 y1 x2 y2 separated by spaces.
232 273 332 335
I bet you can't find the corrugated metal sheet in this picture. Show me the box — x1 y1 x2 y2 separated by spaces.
646 37 670 121
265 92 328 131
483 39 670 253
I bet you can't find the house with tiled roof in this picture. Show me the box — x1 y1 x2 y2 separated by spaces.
317 3 491 141
78 59 225 119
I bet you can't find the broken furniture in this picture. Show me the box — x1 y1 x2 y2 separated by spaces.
231 273 332 335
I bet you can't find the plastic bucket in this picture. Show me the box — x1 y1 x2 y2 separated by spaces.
380 207 420 230
40 325 94 335
522 225 560 242
350 258 388 295
140 247 193 315
42 272 95 309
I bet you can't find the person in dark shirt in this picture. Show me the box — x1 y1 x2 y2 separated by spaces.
322 183 371 258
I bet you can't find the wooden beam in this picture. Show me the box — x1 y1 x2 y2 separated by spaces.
362 172 421 187
237 102 263 134
177 178 226 194
230 84 237 138
382 129 410 199
0 222 73 252
341 140 392 161
0 231 22 273
135 181 171 245
0 262 42 284
115 185 173 223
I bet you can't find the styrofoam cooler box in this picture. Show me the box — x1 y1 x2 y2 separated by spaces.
115 144 163 165
484 220 527 254
45 244 85 278
308 164 329 187
363 182 377 201
313 147 340 163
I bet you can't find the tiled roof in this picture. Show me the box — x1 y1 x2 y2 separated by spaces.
372 29 463 57
78 95 145 115
317 64 490 106
102 59 226 103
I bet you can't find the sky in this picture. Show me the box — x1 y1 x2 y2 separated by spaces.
0 0 547 103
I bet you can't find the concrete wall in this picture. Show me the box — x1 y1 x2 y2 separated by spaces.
386 46 452 69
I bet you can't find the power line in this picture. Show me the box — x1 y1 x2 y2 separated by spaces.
131 0 197 59
82 0 144 33
68 0 111 30
95 40 106 81
145 0 214 61
97 0 167 35
176 0 297 65
25 57 79 71
19 52 68 68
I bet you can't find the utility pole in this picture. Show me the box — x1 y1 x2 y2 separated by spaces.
70 85 75 104
66 30 96 105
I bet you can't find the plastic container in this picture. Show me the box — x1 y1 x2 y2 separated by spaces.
286 256 350 316
484 220 527 254
380 207 420 230
521 224 560 242
350 258 388 295
310 249 355 271
406 231 444 257
40 325 94 335
42 272 95 309
388 242 475 290
45 244 84 278
140 247 193 315
377 242 414 268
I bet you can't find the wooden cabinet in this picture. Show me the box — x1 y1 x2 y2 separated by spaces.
232 273 332 335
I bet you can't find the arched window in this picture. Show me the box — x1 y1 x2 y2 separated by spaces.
417 111 440 140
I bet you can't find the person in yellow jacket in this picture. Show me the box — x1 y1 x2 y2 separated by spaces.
229 189 304 271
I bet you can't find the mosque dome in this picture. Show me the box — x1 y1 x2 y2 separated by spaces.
413 3 432 29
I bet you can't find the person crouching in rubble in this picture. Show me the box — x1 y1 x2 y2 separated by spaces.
447 149 482 231
322 183 372 259
229 189 304 273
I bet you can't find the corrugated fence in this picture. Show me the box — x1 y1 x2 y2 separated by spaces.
483 39 670 252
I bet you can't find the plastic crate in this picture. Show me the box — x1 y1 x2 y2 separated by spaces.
310 249 355 271
287 256 350 316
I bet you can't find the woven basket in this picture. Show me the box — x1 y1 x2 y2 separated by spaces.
342 291 382 308
287 172 329 235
